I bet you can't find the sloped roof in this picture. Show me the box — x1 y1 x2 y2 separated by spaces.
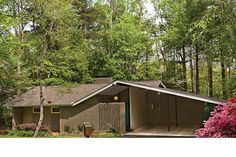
9 80 163 107
9 84 107 107
9 80 226 107
72 81 226 106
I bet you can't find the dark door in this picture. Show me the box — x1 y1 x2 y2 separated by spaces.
51 114 60 132
125 102 131 131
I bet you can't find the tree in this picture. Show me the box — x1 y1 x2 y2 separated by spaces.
28 0 75 137
196 96 236 138
111 13 152 80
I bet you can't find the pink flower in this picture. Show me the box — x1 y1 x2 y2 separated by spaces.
196 96 236 138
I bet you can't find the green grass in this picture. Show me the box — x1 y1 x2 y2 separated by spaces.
0 133 120 138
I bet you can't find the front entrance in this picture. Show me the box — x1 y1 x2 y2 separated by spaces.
51 114 60 132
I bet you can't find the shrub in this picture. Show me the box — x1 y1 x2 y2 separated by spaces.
8 123 51 137
18 123 36 131
8 130 51 137
37 131 51 137
107 125 119 135
64 126 70 132
0 104 12 130
77 124 84 132
0 130 8 135
8 130 34 137
17 123 49 132
195 96 236 138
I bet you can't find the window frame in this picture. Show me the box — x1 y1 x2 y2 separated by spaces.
33 107 40 114
51 107 60 114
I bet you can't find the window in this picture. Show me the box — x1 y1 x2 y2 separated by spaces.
33 107 40 113
51 107 60 113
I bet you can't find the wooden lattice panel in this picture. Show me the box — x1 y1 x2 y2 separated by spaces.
99 103 120 131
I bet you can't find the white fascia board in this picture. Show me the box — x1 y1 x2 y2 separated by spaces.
72 80 226 106
116 81 226 105
72 81 119 106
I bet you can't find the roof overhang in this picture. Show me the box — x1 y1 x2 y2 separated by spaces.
72 80 226 106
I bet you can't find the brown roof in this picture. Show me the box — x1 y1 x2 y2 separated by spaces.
9 80 226 107
8 80 168 107
9 84 107 107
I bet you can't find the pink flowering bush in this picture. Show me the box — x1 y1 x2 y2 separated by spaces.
196 96 236 138
17 123 49 131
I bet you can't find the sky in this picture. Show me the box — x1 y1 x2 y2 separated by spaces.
144 2 156 17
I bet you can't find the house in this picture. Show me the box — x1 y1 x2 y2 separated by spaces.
9 78 226 136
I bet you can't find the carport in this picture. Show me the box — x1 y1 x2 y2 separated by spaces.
115 81 226 137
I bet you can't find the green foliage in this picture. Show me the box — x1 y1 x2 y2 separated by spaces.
64 126 70 132
8 130 51 137
8 123 51 137
111 13 153 80
0 105 12 129
77 124 84 132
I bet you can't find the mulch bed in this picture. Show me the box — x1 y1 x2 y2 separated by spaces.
0 130 9 135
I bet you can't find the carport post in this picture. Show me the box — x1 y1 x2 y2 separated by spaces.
167 94 170 131
175 96 178 127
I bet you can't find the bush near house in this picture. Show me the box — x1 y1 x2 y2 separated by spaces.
17 123 49 131
8 123 51 137
196 96 236 138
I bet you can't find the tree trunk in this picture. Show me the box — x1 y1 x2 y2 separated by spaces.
33 20 54 137
145 51 149 79
207 60 213 97
195 45 200 94
189 46 194 93
228 66 232 97
33 42 46 138
13 0 25 96
182 45 187 91
221 52 227 99
137 0 144 20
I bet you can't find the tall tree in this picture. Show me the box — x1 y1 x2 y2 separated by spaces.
28 0 75 137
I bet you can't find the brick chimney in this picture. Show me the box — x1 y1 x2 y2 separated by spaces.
95 77 113 84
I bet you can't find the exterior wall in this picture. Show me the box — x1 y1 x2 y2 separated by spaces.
22 107 33 123
12 107 60 132
149 92 176 126
149 92 204 128
60 97 100 132
130 87 149 130
176 97 204 127
12 95 125 133
149 91 161 124
12 107 23 129
60 96 126 133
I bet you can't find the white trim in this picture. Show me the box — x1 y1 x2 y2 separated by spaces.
129 87 133 130
72 80 226 106
117 81 226 105
72 81 119 106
